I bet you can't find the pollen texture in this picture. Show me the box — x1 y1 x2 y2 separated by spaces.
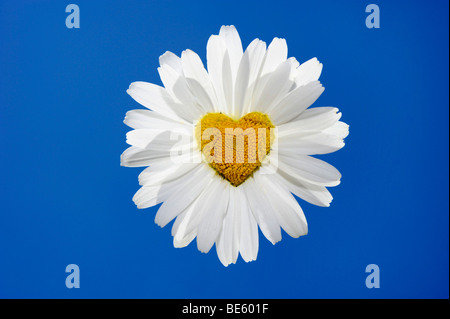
196 112 275 186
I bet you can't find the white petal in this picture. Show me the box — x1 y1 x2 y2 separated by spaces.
120 146 168 167
154 164 213 227
127 82 184 122
132 181 176 209
216 186 240 266
206 35 228 112
269 81 324 125
219 25 243 81
267 161 333 207
295 57 323 87
171 208 187 238
159 51 183 74
324 121 350 139
174 229 197 248
125 129 164 149
283 57 300 92
259 38 288 78
172 203 198 248
125 128 190 150
157 65 204 121
240 39 267 116
243 178 282 245
252 60 295 113
255 173 308 238
173 176 222 246
181 50 208 84
277 129 346 155
233 48 250 119
222 51 234 115
181 49 217 113
124 109 190 130
184 78 215 114
277 154 342 187
216 232 231 266
278 107 342 137
138 162 200 187
237 188 259 262
249 38 288 114
197 180 231 253
132 164 205 209
288 57 300 70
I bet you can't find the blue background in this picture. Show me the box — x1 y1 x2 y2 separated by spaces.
0 0 448 299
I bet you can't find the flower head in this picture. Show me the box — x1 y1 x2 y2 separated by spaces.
121 26 349 266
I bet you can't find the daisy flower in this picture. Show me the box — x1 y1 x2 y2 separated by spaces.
121 25 349 266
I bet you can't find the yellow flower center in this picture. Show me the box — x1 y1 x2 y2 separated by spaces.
196 112 275 187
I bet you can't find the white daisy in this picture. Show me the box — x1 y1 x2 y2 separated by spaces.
121 25 349 266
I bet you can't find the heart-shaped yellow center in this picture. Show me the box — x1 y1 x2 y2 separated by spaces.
196 112 275 187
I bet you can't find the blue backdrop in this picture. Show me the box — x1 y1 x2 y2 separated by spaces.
0 0 448 298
